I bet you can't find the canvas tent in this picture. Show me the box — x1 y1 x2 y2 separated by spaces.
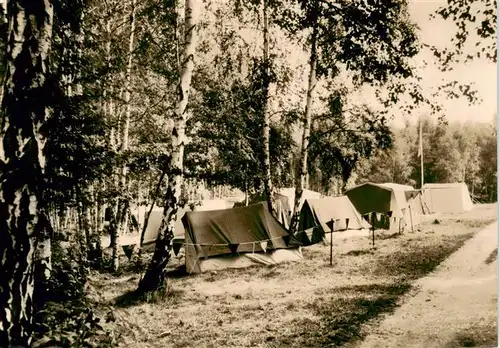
274 193 292 228
278 188 322 212
134 206 188 245
422 183 473 213
182 202 303 273
193 199 234 211
345 182 422 231
295 196 371 245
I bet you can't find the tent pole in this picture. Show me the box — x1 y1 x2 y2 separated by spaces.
420 121 424 189
371 212 375 247
330 219 334 266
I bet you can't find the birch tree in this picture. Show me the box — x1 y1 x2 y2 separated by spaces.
0 0 54 345
138 0 198 292
282 0 421 234
261 0 275 214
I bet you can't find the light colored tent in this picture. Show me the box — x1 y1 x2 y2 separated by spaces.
422 183 473 213
274 193 292 228
279 188 322 212
345 182 422 231
295 196 371 245
193 199 234 211
138 206 187 245
182 202 303 273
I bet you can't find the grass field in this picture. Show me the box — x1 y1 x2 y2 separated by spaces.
90 203 497 348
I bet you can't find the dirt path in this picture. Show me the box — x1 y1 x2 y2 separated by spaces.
357 222 498 348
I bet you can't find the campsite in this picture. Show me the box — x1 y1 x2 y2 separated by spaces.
0 0 497 348
93 203 497 348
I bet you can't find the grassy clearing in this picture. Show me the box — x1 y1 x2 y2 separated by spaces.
90 204 497 348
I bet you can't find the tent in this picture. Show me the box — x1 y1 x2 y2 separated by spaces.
182 202 303 273
422 183 473 213
135 206 188 245
295 196 371 245
274 193 292 228
345 182 422 231
193 199 234 211
278 188 322 212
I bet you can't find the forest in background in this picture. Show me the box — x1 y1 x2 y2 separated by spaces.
0 0 496 346
307 117 498 203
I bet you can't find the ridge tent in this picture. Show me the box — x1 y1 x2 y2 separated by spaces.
345 182 422 231
182 202 303 273
422 183 473 213
274 193 292 228
138 206 187 245
278 188 322 212
295 196 371 246
138 199 233 247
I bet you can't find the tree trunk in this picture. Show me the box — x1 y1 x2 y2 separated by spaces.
289 23 318 235
0 1 53 346
110 198 120 271
112 0 136 270
261 0 275 215
33 213 53 312
137 169 167 260
138 0 197 293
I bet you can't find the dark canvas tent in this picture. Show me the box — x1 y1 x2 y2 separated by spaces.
345 182 422 231
295 196 371 245
182 202 303 273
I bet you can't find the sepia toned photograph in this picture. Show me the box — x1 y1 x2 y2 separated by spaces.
0 0 497 347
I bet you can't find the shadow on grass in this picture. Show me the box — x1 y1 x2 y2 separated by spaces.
343 249 374 257
268 232 478 348
270 283 412 348
377 232 401 240
484 248 497 265
444 323 498 347
114 285 186 308
374 232 474 280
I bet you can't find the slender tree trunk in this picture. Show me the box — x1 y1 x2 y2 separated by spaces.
0 1 53 345
138 0 197 293
245 176 249 206
261 0 275 215
137 169 167 260
102 9 121 271
289 22 318 234
110 198 120 271
112 0 136 271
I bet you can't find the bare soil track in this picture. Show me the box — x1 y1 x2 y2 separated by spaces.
357 221 498 348
90 203 497 348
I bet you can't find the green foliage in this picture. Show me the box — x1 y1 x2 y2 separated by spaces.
32 301 115 348
191 61 295 193
429 0 497 69
308 91 393 191
33 240 116 347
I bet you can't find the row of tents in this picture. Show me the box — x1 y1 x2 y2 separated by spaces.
130 182 474 273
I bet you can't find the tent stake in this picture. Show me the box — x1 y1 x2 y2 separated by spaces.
330 219 334 266
371 212 375 247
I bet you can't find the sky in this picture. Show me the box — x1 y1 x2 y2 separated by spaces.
389 0 497 127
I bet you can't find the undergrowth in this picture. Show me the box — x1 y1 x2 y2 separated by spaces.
32 240 117 348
